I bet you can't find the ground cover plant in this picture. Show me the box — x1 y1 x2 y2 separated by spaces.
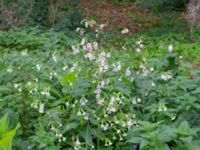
0 0 200 150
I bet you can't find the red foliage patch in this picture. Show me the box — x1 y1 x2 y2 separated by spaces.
79 0 158 36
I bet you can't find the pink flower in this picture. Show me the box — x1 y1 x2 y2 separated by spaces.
93 42 99 50
80 31 84 36
86 43 93 51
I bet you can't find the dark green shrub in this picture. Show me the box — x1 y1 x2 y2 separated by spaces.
152 0 189 12
31 0 49 27
139 0 189 12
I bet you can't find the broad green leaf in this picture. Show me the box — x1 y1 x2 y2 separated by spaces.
0 123 20 150
0 115 9 139
61 73 77 86
80 125 93 146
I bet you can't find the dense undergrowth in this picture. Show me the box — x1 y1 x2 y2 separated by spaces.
0 21 200 149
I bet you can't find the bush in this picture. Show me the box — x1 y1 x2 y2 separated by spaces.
0 0 84 30
139 0 189 12
0 28 79 51
0 0 33 30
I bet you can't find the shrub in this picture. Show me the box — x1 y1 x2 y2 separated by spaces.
139 0 189 12
0 0 33 30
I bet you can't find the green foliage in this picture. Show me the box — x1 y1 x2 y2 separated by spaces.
0 0 33 30
138 0 189 12
0 0 83 30
0 114 20 150
55 0 84 31
152 0 189 12
127 121 199 150
31 0 49 26
0 28 80 51
0 26 200 149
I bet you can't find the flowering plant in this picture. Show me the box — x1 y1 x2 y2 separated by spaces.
0 24 200 149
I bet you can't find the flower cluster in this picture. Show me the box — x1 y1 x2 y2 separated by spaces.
135 39 144 53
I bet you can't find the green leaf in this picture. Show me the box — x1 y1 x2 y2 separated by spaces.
80 125 93 146
157 126 177 143
0 114 9 139
177 121 197 136
61 73 77 86
127 137 142 144
63 122 79 133
0 123 20 150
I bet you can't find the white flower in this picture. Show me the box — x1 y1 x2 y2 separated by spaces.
132 97 142 104
49 72 57 79
83 45 86 50
18 87 22 93
97 52 110 73
122 46 126 51
110 97 116 105
80 98 88 106
127 120 134 128
113 62 121 72
27 82 32 86
81 38 86 45
107 106 117 114
14 84 22 92
93 42 99 50
121 28 129 34
14 84 19 89
72 46 80 55
31 100 39 109
21 49 28 56
34 78 38 82
136 39 142 45
75 137 81 146
107 52 111 58
136 48 141 53
161 73 172 81
101 123 109 131
66 102 70 107
84 53 96 61
100 24 106 30
52 52 57 62
7 66 13 73
136 97 142 103
39 103 45 113
151 82 155 87
83 113 89 120
77 111 82 116
33 87 38 92
158 103 167 112
95 88 102 94
139 44 144 49
96 99 104 105
140 64 149 76
170 113 176 121
100 81 105 88
168 45 173 53
36 64 41 71
41 89 50 97
76 27 80 32
150 67 154 72
62 65 68 71
125 69 131 76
